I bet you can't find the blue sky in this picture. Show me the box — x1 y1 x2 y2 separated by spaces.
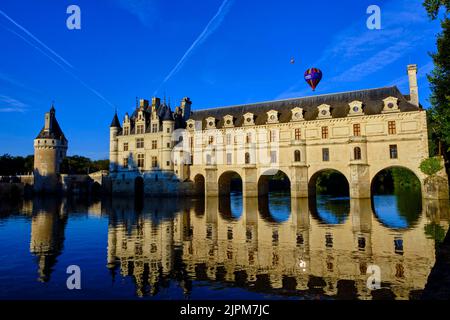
0 0 442 159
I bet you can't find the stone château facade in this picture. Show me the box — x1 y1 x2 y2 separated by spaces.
108 65 449 199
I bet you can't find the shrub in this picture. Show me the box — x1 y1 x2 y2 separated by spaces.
420 157 443 176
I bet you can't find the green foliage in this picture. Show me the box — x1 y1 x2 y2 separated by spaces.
372 168 421 194
420 157 444 176
0 153 108 176
425 222 447 244
316 171 349 196
423 0 450 180
0 154 34 175
60 156 109 174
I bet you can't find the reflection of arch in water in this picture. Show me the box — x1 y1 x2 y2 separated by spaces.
371 193 422 230
258 169 291 197
308 169 349 198
193 174 205 196
135 176 144 197
370 166 422 230
308 196 350 225
218 171 242 196
219 194 243 220
258 193 291 223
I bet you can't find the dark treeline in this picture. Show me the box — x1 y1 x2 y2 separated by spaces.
0 154 109 176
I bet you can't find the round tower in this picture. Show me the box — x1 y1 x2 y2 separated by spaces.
109 111 121 172
33 105 68 193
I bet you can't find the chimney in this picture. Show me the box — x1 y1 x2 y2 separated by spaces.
181 97 192 120
407 64 419 107
44 112 51 131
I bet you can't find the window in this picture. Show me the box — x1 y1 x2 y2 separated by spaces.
123 157 128 168
245 152 251 164
190 137 194 149
152 140 157 149
166 161 170 166
167 127 171 133
227 153 232 165
270 130 277 143
294 150 301 162
322 148 330 161
295 128 301 140
354 147 361 160
124 127 129 135
123 142 128 151
136 138 144 149
322 126 329 139
390 144 398 159
152 123 158 133
137 154 144 168
136 124 144 134
167 142 171 148
151 156 158 168
353 124 361 136
226 134 232 145
206 154 212 165
246 132 252 144
270 151 277 163
388 121 396 134
208 136 214 145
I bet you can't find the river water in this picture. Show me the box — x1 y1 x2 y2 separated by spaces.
0 193 448 300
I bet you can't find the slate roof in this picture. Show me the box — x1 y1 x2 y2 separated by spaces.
110 112 121 128
188 86 421 129
36 110 67 142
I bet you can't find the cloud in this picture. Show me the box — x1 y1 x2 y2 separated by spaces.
278 0 435 99
0 95 27 112
0 12 115 108
154 0 234 95
0 9 73 69
114 0 159 27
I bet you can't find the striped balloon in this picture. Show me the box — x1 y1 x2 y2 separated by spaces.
304 68 323 91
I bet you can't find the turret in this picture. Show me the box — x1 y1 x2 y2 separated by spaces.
161 104 174 171
109 111 121 172
407 64 419 107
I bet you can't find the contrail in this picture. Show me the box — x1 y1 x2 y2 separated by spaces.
154 0 234 95
0 9 73 69
0 13 115 108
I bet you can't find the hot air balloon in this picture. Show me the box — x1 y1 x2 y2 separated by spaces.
304 68 322 91
290 57 295 64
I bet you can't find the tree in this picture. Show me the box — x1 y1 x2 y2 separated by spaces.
423 1 450 166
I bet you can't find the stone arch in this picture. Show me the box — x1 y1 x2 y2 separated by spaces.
193 174 205 196
370 166 422 229
258 193 291 223
308 169 350 198
218 171 243 196
370 166 422 197
257 169 291 197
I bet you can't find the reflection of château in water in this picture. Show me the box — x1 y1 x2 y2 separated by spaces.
105 196 450 300
20 197 104 282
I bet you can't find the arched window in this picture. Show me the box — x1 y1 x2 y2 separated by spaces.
354 147 362 160
245 152 251 164
294 150 301 162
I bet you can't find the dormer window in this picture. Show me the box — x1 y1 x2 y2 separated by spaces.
317 104 332 119
266 110 279 124
186 119 196 131
291 107 304 121
243 112 254 126
382 97 399 113
348 101 364 116
223 115 234 128
206 117 216 129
